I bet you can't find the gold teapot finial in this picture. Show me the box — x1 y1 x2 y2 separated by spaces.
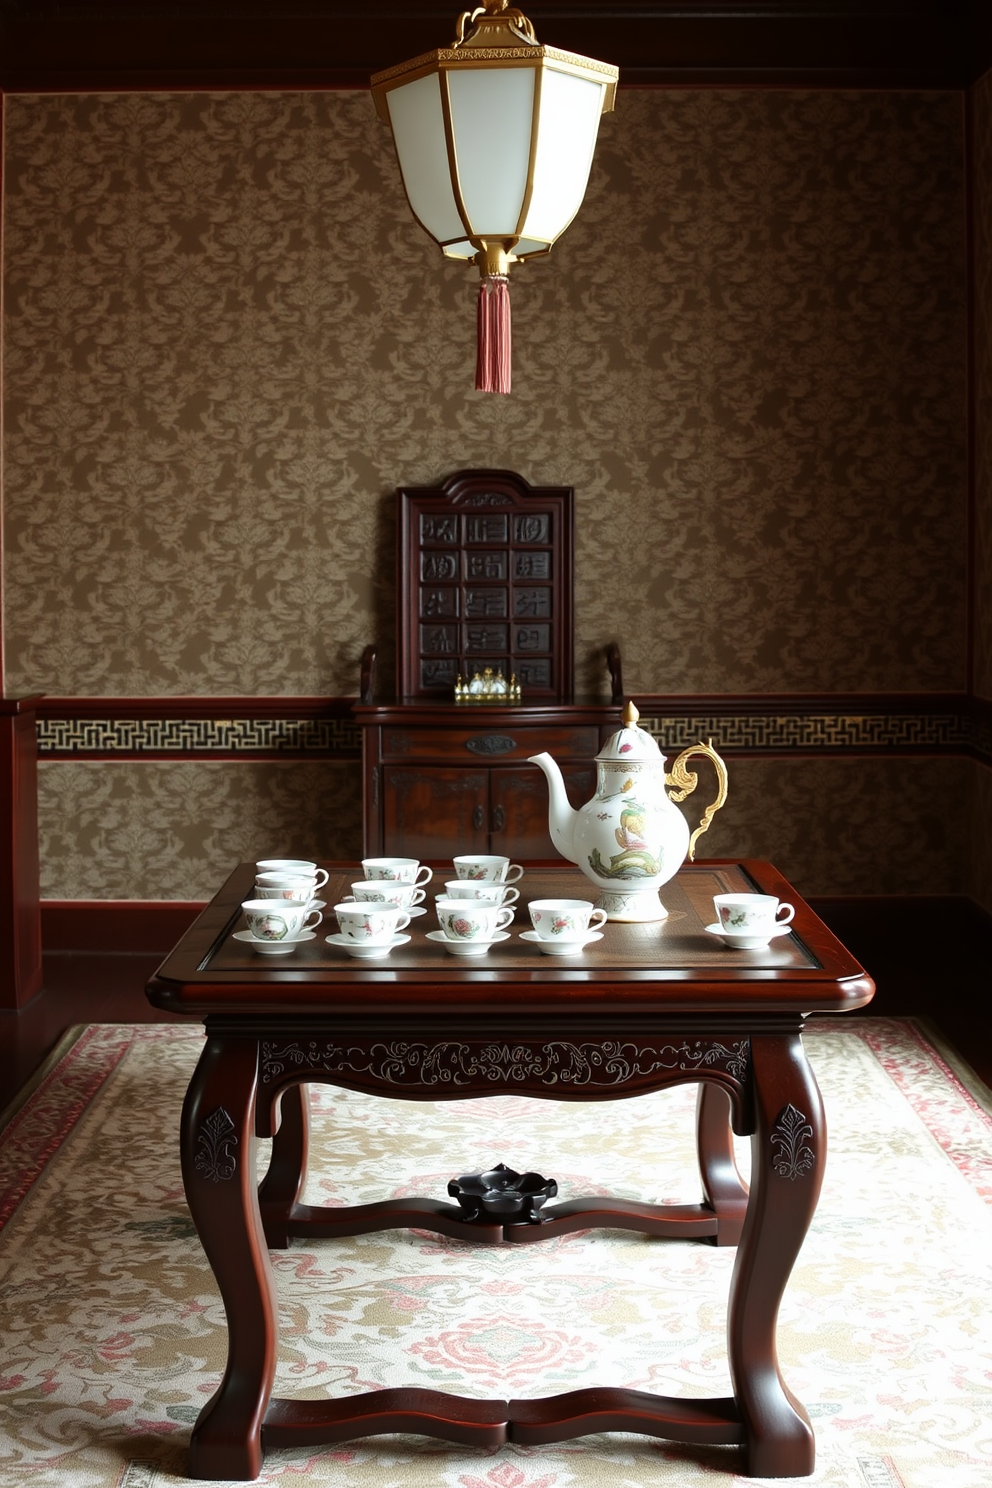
622 699 639 728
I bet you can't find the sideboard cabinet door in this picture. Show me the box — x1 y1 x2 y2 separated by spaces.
488 763 595 860
381 766 490 862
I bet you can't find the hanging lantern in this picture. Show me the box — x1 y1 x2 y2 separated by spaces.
371 1 618 394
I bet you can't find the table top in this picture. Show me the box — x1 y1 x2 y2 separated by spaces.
146 860 874 1020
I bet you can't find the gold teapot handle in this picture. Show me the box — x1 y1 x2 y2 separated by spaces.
665 738 729 861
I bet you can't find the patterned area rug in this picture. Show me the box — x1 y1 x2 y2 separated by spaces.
1 1019 992 1488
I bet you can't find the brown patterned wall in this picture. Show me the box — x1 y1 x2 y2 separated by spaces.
1 88 977 901
2 89 968 699
36 760 364 901
34 753 966 903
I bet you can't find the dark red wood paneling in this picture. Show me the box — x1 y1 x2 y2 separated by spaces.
0 698 44 1008
41 900 205 955
0 2 987 91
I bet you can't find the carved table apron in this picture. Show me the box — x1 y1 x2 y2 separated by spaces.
146 860 874 1482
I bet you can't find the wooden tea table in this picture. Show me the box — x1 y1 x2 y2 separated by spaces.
146 859 873 1481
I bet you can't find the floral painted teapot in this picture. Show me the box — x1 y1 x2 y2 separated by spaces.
529 702 728 920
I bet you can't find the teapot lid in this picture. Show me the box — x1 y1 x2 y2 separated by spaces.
596 701 663 763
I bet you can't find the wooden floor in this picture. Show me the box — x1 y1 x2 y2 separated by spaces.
0 952 190 1106
2 900 991 1108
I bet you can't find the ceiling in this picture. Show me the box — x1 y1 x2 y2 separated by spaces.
0 0 989 92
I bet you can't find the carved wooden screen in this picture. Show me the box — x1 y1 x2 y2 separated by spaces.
397 469 574 702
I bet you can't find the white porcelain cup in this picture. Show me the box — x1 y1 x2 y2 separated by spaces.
343 881 426 910
713 893 795 935
528 898 608 940
442 880 520 907
452 855 524 884
361 857 433 886
435 898 515 942
255 859 329 890
255 871 321 902
242 898 322 941
334 902 412 944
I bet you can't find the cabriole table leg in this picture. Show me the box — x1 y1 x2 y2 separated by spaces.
728 1032 825 1478
696 1082 749 1246
181 1036 275 1481
258 1080 310 1248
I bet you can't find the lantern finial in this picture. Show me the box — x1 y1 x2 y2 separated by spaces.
454 3 538 48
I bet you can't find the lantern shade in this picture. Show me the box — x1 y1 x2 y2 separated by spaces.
371 4 617 394
373 36 617 264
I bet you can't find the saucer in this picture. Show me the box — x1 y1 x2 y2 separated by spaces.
425 928 511 957
520 929 603 956
233 928 317 956
325 932 411 959
705 922 793 950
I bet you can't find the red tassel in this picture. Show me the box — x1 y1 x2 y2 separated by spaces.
475 274 511 394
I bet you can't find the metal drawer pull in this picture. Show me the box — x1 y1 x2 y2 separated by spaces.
466 735 517 755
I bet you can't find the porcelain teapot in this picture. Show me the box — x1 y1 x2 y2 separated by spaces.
529 702 728 921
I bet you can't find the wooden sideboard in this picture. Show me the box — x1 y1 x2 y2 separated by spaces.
353 700 621 860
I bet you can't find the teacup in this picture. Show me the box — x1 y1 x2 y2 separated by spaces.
342 881 426 910
255 871 322 903
713 893 795 937
443 880 520 907
361 857 433 886
334 902 412 944
452 855 524 884
242 898 322 942
256 859 329 891
528 899 608 940
435 898 515 942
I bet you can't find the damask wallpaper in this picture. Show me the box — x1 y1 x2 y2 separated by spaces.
1 88 968 699
33 754 966 903
1 86 982 902
35 760 363 901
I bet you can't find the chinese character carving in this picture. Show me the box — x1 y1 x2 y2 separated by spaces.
420 515 457 543
514 552 551 579
466 589 508 617
466 626 508 652
514 588 551 616
468 554 508 580
515 514 549 543
421 626 456 654
422 553 458 581
466 516 508 543
421 588 458 617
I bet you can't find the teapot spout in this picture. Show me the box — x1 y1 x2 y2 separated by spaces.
528 752 579 864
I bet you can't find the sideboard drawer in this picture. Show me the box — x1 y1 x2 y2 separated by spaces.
381 725 599 761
